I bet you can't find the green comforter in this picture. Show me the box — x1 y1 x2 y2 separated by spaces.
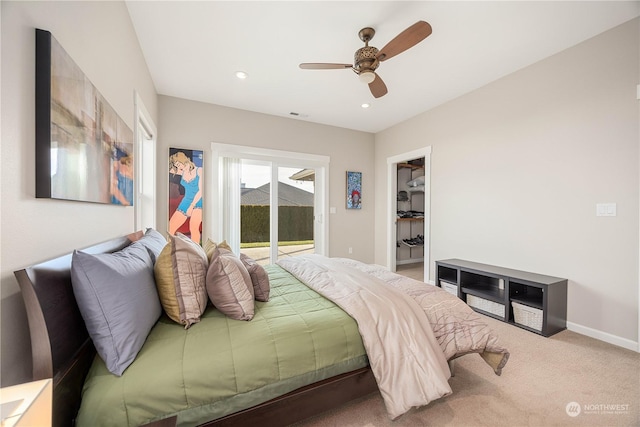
76 265 368 426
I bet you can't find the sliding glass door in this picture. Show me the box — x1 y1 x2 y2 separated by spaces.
239 160 272 264
238 162 315 265
211 143 329 265
274 166 315 262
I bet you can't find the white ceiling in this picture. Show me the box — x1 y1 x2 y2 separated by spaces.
126 1 639 134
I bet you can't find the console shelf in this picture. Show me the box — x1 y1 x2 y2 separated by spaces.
461 286 505 302
436 259 567 337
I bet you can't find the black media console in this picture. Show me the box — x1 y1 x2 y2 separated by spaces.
436 259 567 337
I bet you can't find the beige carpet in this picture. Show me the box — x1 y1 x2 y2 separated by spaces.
293 315 639 427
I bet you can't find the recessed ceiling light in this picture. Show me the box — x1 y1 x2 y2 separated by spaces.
235 71 248 79
361 103 370 109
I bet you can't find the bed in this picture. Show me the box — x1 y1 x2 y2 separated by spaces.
14 230 509 426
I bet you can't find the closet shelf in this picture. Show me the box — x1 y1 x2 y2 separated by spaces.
397 162 424 170
396 157 425 264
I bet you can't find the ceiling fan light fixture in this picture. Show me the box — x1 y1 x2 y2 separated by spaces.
298 21 432 98
358 71 375 84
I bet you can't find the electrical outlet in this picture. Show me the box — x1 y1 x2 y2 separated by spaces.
348 247 353 254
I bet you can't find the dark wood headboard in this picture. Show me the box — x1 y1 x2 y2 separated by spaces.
14 231 144 427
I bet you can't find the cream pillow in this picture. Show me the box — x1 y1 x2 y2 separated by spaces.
206 247 255 320
154 233 208 328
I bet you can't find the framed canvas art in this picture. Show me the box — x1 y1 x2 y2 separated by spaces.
346 171 362 209
168 148 204 244
35 29 133 205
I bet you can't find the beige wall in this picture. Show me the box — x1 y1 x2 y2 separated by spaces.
375 18 639 346
0 1 158 386
157 96 376 261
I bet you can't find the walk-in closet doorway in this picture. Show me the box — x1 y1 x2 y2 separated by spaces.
387 147 431 283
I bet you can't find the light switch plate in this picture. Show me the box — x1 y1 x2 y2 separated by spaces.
596 203 616 217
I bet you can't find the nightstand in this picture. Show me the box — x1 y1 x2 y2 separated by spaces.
1 379 52 426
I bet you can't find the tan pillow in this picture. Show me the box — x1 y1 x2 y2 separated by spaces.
240 253 270 302
154 233 208 328
206 247 255 320
203 239 231 263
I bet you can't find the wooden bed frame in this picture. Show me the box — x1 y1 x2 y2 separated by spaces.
14 232 378 427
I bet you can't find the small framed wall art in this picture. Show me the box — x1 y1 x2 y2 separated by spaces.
346 171 362 209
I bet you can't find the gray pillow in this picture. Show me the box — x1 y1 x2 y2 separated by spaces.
138 228 167 263
206 247 255 321
71 241 162 376
239 253 270 302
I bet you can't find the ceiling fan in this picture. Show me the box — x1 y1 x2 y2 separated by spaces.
299 21 432 98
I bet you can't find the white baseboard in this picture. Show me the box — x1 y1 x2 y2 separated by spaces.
567 321 639 352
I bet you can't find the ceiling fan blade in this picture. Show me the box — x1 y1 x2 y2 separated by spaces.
299 63 352 70
376 21 432 62
369 73 388 98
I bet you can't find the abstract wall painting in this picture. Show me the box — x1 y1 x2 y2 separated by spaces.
35 29 134 205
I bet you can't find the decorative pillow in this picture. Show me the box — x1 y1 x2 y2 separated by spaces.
206 247 255 320
70 241 161 376
203 238 231 263
154 233 208 328
239 253 270 302
138 228 168 263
